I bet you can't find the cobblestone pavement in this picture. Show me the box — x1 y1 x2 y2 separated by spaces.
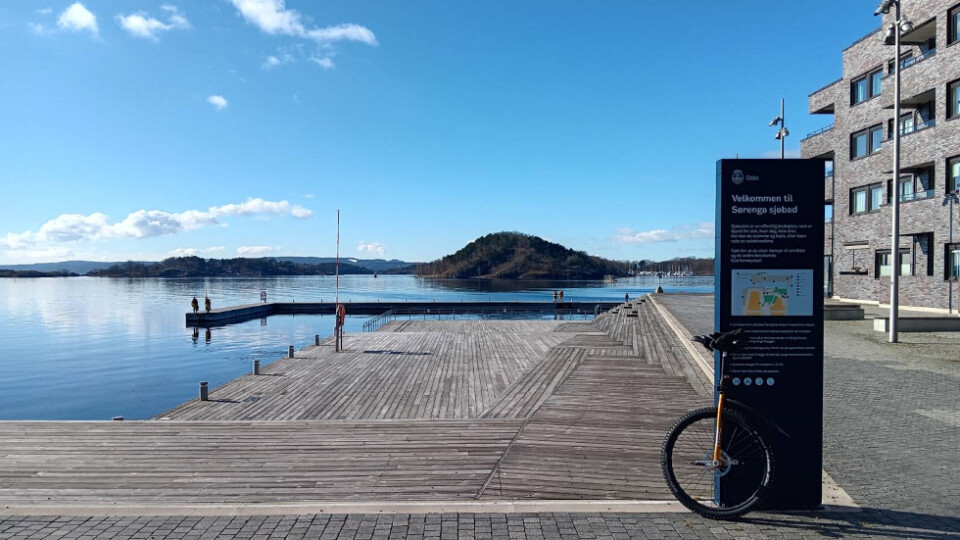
1 511 959 540
3 294 959 539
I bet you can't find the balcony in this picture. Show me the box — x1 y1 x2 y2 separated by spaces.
899 118 935 137
900 189 935 203
803 124 834 141
883 49 937 77
899 122 938 164
808 78 842 114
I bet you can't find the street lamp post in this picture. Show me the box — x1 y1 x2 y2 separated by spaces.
945 193 958 314
769 99 788 159
876 0 912 343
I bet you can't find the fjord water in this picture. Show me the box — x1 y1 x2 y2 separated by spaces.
0 275 712 420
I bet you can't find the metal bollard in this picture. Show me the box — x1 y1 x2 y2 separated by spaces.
315 334 320 346
289 345 295 358
253 359 260 375
199 381 209 401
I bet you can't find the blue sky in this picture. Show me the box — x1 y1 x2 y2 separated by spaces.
0 1 879 265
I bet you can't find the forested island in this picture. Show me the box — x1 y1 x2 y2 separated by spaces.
415 232 633 280
87 257 376 278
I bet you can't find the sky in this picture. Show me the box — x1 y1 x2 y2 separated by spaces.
0 1 881 265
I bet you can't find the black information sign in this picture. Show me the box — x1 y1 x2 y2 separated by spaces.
715 159 824 510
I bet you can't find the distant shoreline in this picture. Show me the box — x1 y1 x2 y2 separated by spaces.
1 272 715 279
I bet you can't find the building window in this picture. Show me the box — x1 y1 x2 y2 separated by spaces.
949 156 960 193
852 188 867 213
947 244 960 280
870 70 883 97
871 125 884 151
851 183 883 214
851 125 883 159
870 184 884 210
949 79 960 119
852 68 883 104
950 4 960 45
875 249 911 278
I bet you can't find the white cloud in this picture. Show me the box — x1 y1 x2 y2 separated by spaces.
237 245 282 256
356 241 386 257
116 5 189 40
310 56 335 70
305 23 376 45
1 231 36 250
168 247 199 257
28 22 50 34
168 246 224 257
262 53 294 69
0 246 74 263
228 0 377 58
303 193 315 199
207 95 228 110
615 222 714 244
160 5 189 28
0 198 312 251
36 8 53 15
57 3 98 36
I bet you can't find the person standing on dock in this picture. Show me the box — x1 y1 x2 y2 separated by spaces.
625 293 630 303
552 290 558 303
191 297 199 314
559 290 564 302
204 297 211 313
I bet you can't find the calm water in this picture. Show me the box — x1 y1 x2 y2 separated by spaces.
0 275 712 420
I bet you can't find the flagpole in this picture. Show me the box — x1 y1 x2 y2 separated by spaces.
335 210 341 351
336 209 340 307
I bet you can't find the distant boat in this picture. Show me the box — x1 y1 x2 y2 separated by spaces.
374 272 378 278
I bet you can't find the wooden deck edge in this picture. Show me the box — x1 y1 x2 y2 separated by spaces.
0 500 690 517
645 295 713 389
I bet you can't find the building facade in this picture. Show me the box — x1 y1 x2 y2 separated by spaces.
802 0 960 313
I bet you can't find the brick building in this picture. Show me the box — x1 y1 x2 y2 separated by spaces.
802 0 960 313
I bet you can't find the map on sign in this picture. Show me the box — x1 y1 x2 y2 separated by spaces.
731 269 813 317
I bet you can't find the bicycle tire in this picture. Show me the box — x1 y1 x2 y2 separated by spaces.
661 406 774 520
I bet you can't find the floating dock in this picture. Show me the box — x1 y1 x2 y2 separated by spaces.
185 301 622 327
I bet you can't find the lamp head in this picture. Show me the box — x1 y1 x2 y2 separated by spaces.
769 117 782 127
883 23 897 45
900 19 913 33
874 0 894 16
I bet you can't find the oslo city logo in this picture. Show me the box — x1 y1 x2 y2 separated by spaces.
732 169 745 185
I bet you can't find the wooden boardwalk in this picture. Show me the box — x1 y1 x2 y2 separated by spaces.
159 321 571 421
0 420 521 503
0 299 709 506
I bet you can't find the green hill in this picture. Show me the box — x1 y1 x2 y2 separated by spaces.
415 232 632 279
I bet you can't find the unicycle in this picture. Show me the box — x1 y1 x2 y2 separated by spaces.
660 328 775 520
